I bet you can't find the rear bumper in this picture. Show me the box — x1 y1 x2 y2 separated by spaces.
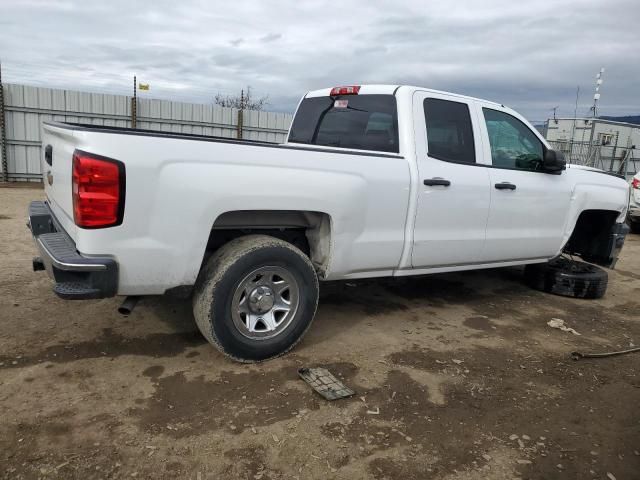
28 201 118 299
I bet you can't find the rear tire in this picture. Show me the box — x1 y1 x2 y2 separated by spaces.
524 258 608 299
192 235 319 362
628 218 640 234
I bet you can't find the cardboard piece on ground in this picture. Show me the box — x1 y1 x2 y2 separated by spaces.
298 367 355 401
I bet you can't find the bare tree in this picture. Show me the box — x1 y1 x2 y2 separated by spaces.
214 86 269 111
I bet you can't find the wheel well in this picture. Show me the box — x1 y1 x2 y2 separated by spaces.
203 210 332 277
564 209 619 266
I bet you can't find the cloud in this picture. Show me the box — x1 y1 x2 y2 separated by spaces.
0 0 638 121
259 33 282 43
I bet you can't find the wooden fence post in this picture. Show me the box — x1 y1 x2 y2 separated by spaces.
0 61 9 182
131 75 137 129
237 89 244 139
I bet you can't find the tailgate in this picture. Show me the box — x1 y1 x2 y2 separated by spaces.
41 123 79 240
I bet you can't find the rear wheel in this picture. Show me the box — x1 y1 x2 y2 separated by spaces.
524 257 608 299
192 235 319 362
628 217 640 234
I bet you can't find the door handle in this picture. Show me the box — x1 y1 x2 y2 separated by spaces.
495 182 516 190
424 178 451 187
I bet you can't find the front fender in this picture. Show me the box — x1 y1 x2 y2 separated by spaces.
561 175 630 268
562 178 629 248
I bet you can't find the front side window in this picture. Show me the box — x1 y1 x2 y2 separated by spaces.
288 94 399 153
424 98 475 163
483 108 544 171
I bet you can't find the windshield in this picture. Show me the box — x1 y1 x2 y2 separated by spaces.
288 94 399 153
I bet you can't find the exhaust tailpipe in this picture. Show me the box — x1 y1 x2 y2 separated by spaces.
118 296 140 316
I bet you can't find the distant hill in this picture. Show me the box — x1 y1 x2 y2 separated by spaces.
600 115 640 125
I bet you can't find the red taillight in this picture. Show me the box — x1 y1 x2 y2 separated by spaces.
632 178 639 189
330 85 361 96
72 150 125 228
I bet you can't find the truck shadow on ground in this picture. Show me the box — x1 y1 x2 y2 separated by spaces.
138 266 532 342
0 267 535 370
320 267 528 310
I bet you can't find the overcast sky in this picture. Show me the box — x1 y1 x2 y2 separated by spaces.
1 0 638 122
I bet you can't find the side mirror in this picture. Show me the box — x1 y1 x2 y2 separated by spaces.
543 149 566 173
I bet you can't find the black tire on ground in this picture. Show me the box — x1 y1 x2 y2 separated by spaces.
523 257 608 299
628 219 640 234
192 234 319 362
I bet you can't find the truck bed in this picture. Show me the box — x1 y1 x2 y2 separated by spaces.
52 122 403 158
40 121 411 295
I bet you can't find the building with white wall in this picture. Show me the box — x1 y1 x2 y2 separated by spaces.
546 117 640 149
545 118 639 177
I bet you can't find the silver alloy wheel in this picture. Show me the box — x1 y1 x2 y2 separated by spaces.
231 266 300 340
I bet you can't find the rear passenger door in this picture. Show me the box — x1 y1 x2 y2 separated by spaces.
478 106 573 262
411 92 491 268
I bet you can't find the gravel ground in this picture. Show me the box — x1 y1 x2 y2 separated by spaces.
1 185 639 480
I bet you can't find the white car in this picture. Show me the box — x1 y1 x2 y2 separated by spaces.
29 84 631 361
628 171 640 232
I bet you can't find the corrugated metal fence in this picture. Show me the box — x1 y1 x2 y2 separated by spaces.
0 83 293 181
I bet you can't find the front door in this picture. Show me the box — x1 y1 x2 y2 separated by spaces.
478 106 572 262
411 92 491 268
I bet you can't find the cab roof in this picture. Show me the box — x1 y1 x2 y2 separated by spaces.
304 84 502 107
305 85 400 97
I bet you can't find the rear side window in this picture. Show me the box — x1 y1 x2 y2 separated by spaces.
288 95 399 153
424 98 475 164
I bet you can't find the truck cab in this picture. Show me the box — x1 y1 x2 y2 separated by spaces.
287 85 628 272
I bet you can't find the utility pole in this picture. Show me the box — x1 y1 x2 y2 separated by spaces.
0 60 8 182
131 75 137 129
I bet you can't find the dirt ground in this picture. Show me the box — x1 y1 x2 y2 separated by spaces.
1 185 639 480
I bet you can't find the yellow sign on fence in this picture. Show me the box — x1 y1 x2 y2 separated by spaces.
138 83 150 91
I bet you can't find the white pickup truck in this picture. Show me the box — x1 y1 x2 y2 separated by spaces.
29 84 630 361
